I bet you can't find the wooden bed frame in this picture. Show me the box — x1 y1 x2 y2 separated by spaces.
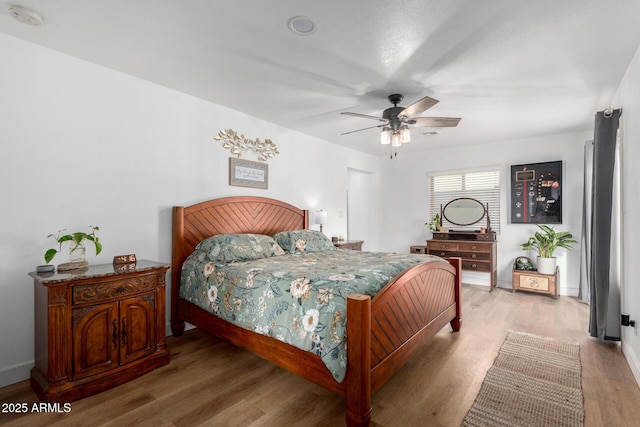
171 196 462 426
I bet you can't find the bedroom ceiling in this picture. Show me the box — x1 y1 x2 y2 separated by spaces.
2 1 640 156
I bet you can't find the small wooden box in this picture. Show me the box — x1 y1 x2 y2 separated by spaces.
512 266 558 299
410 245 427 254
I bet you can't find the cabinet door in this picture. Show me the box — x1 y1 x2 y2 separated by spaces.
72 302 119 380
120 294 156 365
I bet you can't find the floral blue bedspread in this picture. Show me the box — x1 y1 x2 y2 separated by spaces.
180 249 444 382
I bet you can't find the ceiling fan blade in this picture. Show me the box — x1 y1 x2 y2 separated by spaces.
399 96 439 118
340 124 386 135
341 112 387 122
410 117 461 127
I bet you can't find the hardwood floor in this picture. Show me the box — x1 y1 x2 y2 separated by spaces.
2 285 639 426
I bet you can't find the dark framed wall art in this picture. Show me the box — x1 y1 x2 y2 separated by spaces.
510 160 563 224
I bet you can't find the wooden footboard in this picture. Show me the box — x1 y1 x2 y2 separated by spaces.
344 257 461 426
171 196 462 427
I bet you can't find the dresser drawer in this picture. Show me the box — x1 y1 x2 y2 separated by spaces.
457 242 491 253
462 260 491 272
428 249 452 258
429 241 458 251
461 252 491 261
73 274 156 304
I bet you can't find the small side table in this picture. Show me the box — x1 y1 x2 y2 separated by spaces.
334 240 363 251
512 266 559 299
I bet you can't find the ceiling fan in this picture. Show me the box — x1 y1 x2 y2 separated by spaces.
341 94 461 147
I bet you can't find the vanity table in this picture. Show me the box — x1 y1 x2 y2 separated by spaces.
427 198 498 290
427 234 497 289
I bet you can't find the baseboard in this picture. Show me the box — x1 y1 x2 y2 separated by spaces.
0 362 32 388
621 339 640 388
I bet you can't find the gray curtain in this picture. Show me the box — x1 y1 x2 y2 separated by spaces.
588 109 621 340
578 141 593 304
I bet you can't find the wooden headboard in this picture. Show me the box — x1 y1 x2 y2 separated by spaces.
171 196 309 324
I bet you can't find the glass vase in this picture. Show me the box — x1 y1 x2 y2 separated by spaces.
69 243 86 263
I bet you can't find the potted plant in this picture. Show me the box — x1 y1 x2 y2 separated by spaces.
45 225 102 264
520 224 576 274
426 213 441 232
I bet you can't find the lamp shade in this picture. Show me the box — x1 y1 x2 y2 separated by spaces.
391 132 402 147
315 210 327 225
400 126 411 143
380 128 391 145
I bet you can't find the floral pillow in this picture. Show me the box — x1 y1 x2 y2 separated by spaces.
195 233 285 262
273 230 336 253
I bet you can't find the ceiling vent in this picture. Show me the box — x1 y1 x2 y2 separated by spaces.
287 16 316 35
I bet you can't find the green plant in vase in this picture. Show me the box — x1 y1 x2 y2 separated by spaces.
520 224 576 274
45 225 102 264
426 213 441 232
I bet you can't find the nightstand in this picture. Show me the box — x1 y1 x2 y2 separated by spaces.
29 260 171 402
334 240 363 251
512 266 559 299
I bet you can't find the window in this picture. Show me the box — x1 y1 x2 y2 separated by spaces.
429 168 501 233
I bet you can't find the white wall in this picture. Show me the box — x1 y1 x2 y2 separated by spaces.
612 43 640 386
0 33 379 387
378 131 590 295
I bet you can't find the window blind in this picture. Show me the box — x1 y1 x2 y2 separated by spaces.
429 169 501 233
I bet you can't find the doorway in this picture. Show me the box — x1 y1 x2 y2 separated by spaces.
347 168 377 251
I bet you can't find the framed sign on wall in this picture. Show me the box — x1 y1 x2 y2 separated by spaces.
229 158 268 189
510 160 562 224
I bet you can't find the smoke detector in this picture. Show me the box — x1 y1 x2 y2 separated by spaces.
9 5 43 26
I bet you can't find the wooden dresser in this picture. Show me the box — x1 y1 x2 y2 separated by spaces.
427 232 497 290
29 260 170 402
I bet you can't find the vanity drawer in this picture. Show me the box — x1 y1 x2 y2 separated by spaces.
461 252 491 261
458 242 491 253
429 241 459 251
428 249 453 258
462 260 491 272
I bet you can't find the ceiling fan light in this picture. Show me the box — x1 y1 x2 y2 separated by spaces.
391 133 401 147
400 126 411 143
380 128 391 145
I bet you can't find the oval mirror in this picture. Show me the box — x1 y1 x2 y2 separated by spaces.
442 197 486 226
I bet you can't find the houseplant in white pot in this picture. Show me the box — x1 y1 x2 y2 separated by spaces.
520 224 577 275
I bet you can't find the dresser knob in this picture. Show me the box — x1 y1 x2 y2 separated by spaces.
471 254 477 258
440 252 446 256
471 245 477 250
472 263 477 269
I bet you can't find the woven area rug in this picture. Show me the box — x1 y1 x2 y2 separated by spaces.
462 331 584 427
